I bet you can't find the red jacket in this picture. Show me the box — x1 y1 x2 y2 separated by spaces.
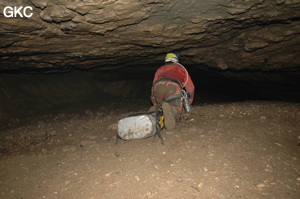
151 63 195 104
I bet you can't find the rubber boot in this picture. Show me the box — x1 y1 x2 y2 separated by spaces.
162 102 176 130
148 106 156 112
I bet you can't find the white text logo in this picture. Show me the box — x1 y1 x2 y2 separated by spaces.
3 6 33 18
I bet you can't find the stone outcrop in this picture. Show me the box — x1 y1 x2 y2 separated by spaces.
0 0 299 72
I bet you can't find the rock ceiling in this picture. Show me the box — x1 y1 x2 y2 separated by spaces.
0 0 300 72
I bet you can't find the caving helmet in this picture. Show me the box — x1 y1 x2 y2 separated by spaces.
165 53 179 63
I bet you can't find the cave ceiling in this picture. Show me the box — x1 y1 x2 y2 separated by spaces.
0 0 300 73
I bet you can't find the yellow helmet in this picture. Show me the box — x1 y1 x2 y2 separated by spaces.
165 53 178 63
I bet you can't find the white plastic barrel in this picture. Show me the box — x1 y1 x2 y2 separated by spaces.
117 114 156 140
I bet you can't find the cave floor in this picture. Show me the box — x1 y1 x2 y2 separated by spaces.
0 101 299 199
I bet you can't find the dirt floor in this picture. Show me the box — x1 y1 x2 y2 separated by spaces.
0 100 299 199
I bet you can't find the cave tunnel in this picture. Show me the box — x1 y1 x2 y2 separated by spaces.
1 63 300 123
0 1 300 199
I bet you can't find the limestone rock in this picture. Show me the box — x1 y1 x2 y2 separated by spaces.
65 1 104 15
40 5 77 22
30 0 48 9
1 0 23 6
0 0 299 72
244 41 269 52
80 140 95 147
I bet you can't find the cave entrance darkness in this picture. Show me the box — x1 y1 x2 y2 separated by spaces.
1 64 300 125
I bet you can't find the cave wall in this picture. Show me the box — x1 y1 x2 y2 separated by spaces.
0 0 299 72
0 71 151 121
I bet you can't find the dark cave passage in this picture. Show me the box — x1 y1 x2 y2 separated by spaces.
1 66 299 126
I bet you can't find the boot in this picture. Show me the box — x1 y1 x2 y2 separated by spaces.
148 106 156 112
162 102 176 130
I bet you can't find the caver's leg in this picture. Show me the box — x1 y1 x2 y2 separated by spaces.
162 102 176 130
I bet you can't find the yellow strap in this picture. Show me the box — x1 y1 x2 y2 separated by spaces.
157 115 164 129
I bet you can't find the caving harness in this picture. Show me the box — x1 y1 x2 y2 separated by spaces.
153 77 191 114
